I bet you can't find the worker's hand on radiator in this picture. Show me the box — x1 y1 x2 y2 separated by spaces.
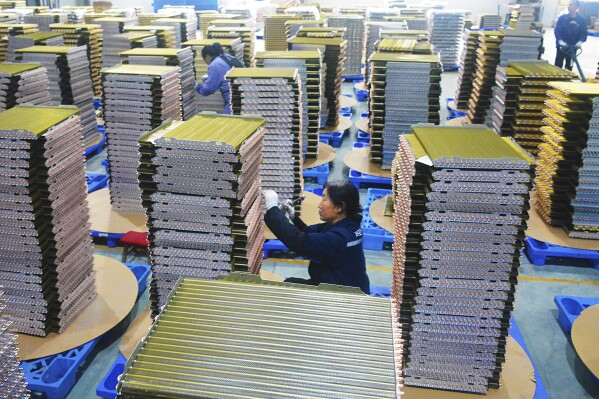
262 190 279 211
575 41 582 48
281 199 295 221
558 40 567 47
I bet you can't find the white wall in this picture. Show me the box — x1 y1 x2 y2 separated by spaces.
109 0 154 12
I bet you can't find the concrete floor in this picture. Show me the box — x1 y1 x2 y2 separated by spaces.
65 29 599 398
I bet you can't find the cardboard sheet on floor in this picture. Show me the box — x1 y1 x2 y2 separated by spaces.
318 115 352 133
17 255 138 360
264 191 322 240
339 95 357 109
354 81 367 92
356 117 369 133
403 337 535 399
445 116 469 126
87 188 148 234
303 142 336 169
343 147 392 178
84 131 104 150
527 192 599 251
370 194 393 233
572 304 599 377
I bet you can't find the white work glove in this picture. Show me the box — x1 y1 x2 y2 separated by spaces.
201 74 208 82
558 40 567 47
575 41 582 48
262 190 279 211
280 199 295 221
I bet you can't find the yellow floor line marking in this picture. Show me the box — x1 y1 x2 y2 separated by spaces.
519 275 599 286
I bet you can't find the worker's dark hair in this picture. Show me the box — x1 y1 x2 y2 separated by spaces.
324 180 362 223
201 42 224 59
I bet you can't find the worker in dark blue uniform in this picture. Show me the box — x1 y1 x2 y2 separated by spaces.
263 181 370 294
195 42 244 114
554 0 587 70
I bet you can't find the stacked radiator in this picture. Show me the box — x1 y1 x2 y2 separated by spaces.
50 24 103 96
0 24 38 62
0 288 29 398
153 18 196 47
198 13 238 39
101 64 182 214
0 105 97 336
117 275 401 398
535 82 599 239
454 30 481 109
491 61 575 156
24 13 66 31
137 115 265 316
123 25 176 48
327 15 364 77
467 31 503 124
498 29 543 67
264 14 300 51
476 14 502 30
256 51 322 159
369 52 441 169
98 17 137 67
427 10 465 67
6 32 64 61
121 47 197 120
206 26 255 67
391 125 534 394
288 37 346 128
16 45 98 145
228 68 304 212
0 63 50 110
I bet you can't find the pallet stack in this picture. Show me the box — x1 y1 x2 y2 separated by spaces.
454 30 481 109
327 14 365 77
476 14 502 29
0 105 97 336
285 19 323 39
256 51 322 159
6 32 64 62
489 66 523 136
206 26 255 67
467 31 503 123
120 47 197 120
15 45 98 145
0 24 38 62
123 25 176 48
427 10 465 67
198 13 238 39
491 61 575 155
101 64 182 214
24 13 66 31
498 30 543 67
535 82 599 240
153 17 196 47
391 125 534 394
137 114 266 316
0 63 51 110
369 52 441 169
0 287 29 398
50 24 103 96
375 38 432 55
264 14 301 51
98 17 137 67
228 68 304 212
288 36 346 128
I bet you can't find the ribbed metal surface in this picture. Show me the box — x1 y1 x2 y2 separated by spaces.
118 275 401 399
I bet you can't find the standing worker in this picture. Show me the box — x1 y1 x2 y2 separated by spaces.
554 0 587 71
195 42 244 114
262 181 370 294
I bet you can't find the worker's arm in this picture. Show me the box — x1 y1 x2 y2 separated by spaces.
578 16 588 43
555 15 565 44
196 61 224 96
264 207 345 261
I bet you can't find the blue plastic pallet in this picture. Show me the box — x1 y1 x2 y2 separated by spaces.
525 237 599 268
96 354 126 399
84 132 106 158
319 130 346 148
304 187 323 196
91 230 125 248
263 239 288 258
342 74 364 82
93 98 102 110
361 188 394 250
23 337 101 399
354 86 368 102
357 131 370 143
554 295 599 334
369 286 391 297
442 65 460 71
349 144 392 189
509 319 550 399
303 163 329 185
123 263 151 297
339 111 353 118
445 97 455 111
86 173 109 194
588 30 599 37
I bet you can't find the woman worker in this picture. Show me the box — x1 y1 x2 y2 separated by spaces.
262 181 370 294
195 42 244 114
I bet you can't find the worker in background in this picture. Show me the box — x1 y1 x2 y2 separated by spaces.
262 181 370 294
554 0 587 70
195 42 244 114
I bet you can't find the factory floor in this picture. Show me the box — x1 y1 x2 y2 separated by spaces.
68 30 599 398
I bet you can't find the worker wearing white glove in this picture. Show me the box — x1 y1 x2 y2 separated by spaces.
280 199 295 221
554 0 587 71
575 41 582 48
558 40 567 47
262 190 279 211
